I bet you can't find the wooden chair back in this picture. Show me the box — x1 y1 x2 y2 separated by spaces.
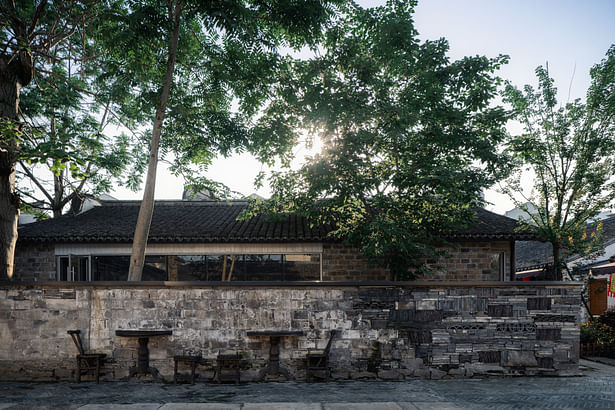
323 329 337 355
67 330 85 355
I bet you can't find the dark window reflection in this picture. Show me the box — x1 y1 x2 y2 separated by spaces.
92 256 167 281
83 253 320 282
176 253 319 281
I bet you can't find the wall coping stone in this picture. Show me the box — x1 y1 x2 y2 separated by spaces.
0 280 582 289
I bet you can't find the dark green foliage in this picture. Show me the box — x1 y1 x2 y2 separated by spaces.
598 311 615 330
581 320 615 345
0 1 139 217
19 60 135 216
96 0 345 196
247 1 510 280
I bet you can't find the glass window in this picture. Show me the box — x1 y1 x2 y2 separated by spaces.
72 256 90 281
92 256 129 281
91 256 168 281
245 254 284 281
285 254 320 280
57 256 89 281
143 256 167 281
490 252 505 279
61 252 321 282
208 254 228 281
58 256 69 281
176 255 207 281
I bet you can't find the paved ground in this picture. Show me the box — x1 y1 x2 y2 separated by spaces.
1 359 614 409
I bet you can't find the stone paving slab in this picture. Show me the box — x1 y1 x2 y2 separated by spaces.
1 406 81 410
243 404 323 410
324 403 403 410
408 403 466 410
160 404 241 409
79 405 161 410
0 360 614 409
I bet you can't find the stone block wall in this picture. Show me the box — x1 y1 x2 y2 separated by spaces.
0 282 580 381
13 243 56 281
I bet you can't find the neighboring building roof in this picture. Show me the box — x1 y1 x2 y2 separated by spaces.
505 202 538 223
450 208 537 241
515 240 553 269
592 214 615 242
515 214 615 270
17 200 534 244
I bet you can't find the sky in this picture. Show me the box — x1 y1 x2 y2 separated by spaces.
110 0 615 215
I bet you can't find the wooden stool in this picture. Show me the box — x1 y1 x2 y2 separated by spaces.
173 355 202 384
216 353 241 384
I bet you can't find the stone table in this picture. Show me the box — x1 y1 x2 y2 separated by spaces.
247 330 305 380
115 329 172 381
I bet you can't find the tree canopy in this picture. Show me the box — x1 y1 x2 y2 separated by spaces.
91 0 347 280
248 1 510 280
501 45 615 280
17 51 135 218
1 0 113 277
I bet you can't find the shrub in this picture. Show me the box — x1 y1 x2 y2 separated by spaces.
597 310 615 329
581 321 615 345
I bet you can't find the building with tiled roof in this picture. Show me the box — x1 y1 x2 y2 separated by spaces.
14 199 536 283
514 213 615 279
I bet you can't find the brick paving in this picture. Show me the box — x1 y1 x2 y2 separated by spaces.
0 360 613 409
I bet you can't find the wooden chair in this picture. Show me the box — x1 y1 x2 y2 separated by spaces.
173 354 202 384
67 330 106 383
216 353 241 384
306 329 337 382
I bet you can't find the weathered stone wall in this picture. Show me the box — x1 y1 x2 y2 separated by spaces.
0 282 580 382
13 243 56 281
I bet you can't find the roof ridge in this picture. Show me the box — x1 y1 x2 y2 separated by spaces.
100 200 250 206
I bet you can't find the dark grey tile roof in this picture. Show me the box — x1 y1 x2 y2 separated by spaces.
18 200 329 243
514 215 615 269
17 201 535 244
449 208 537 240
588 215 615 244
515 240 553 269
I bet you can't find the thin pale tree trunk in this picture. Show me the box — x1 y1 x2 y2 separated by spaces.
127 2 182 281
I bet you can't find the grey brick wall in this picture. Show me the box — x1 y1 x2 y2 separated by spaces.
322 241 512 281
14 243 56 281
322 243 390 281
0 282 580 381
422 241 511 281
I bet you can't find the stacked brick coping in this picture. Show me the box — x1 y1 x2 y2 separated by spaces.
0 281 580 381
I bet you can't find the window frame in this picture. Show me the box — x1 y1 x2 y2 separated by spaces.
56 254 91 282
56 251 323 282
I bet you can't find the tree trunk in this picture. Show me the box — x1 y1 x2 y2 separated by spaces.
552 241 562 281
127 3 182 281
0 51 32 279
52 164 63 218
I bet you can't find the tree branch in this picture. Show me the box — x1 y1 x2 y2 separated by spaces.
19 161 53 203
